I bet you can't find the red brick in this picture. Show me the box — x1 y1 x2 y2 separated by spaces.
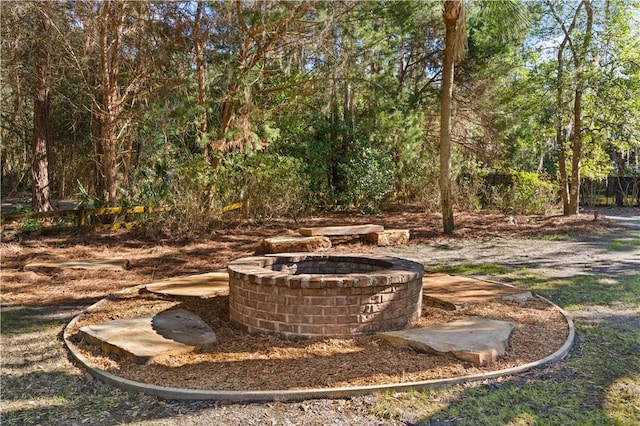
323 306 353 316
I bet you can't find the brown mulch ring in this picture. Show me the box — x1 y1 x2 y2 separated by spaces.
65 288 568 391
2 209 616 393
0 210 614 308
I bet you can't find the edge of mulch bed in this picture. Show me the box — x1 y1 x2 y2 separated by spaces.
63 285 575 403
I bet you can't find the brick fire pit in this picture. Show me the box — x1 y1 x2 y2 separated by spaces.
227 254 424 339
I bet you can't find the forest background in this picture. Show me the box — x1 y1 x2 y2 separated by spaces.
2 0 639 235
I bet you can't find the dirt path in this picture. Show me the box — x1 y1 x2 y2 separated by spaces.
1 210 638 425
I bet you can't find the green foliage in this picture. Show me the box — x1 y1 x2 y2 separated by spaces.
336 144 394 214
218 152 310 221
483 170 559 214
157 151 310 234
11 203 43 232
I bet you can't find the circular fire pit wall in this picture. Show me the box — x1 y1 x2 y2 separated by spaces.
227 254 424 339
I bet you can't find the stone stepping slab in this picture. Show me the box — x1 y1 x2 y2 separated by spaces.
144 272 229 298
423 273 532 310
261 235 332 254
25 258 130 272
360 229 410 246
379 317 515 366
298 224 384 237
78 309 217 364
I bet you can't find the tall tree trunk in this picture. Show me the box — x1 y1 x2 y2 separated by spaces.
97 0 124 205
439 0 463 235
555 38 570 214
194 1 209 156
549 0 593 215
32 11 53 212
567 0 593 215
568 87 583 214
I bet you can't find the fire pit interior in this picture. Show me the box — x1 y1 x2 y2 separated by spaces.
227 254 424 339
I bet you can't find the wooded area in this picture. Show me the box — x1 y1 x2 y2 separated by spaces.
2 1 639 234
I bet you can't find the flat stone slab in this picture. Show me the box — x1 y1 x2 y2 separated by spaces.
298 224 384 237
25 258 130 272
379 317 515 366
262 235 332 254
78 309 217 364
423 273 532 310
361 229 410 246
144 272 229 298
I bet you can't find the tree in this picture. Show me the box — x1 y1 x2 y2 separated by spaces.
31 6 54 212
547 0 593 215
439 0 466 234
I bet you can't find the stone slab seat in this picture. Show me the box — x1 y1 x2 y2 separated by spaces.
77 309 217 364
378 317 515 366
422 273 532 310
25 258 130 272
361 229 410 246
297 224 384 237
143 272 229 298
261 235 332 254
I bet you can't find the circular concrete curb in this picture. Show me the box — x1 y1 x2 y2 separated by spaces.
64 285 575 402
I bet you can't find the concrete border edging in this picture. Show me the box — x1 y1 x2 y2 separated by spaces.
63 286 575 402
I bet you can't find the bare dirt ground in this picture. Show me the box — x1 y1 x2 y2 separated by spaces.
1 207 638 425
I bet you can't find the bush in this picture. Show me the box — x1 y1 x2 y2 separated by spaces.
220 153 310 221
336 145 394 214
152 152 310 235
482 170 559 214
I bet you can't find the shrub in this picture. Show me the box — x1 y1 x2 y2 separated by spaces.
337 145 394 214
220 153 310 221
482 170 559 214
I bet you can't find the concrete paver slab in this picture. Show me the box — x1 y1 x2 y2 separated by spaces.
78 309 217 364
379 317 515 366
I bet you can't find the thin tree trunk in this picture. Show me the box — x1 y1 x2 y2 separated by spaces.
195 1 209 156
568 87 583 214
556 39 570 214
568 0 593 215
32 11 53 212
439 0 462 235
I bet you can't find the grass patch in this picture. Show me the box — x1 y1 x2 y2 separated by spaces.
398 262 639 425
541 233 574 241
512 273 640 308
0 307 67 335
607 238 640 251
370 321 640 426
428 263 639 309
428 263 508 275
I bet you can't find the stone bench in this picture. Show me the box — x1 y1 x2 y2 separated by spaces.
297 224 384 236
261 235 332 254
262 224 409 254
361 229 410 246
